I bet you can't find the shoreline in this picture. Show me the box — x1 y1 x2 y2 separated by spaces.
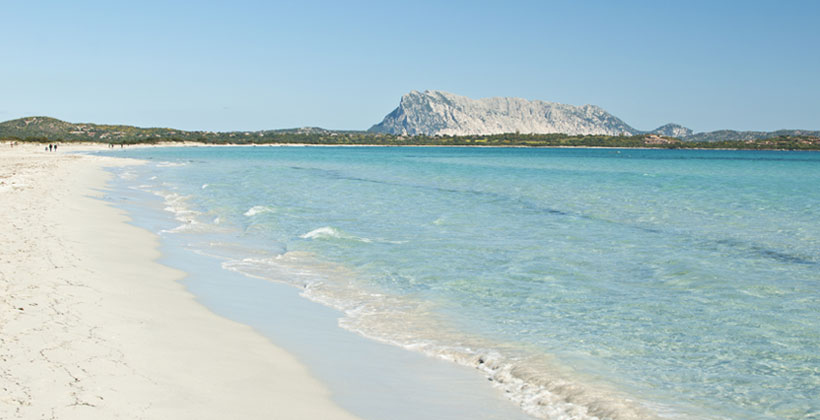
97 145 661 420
5 139 818 152
5 141 811 419
102 143 539 419
0 143 360 419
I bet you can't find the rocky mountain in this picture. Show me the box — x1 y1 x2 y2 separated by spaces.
368 90 820 142
650 123 694 138
369 90 643 136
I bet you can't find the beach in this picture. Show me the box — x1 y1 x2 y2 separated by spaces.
0 143 361 419
3 143 817 420
95 145 819 420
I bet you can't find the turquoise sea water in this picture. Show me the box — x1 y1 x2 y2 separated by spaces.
103 146 819 420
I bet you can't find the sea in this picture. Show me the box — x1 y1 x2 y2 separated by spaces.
98 146 819 420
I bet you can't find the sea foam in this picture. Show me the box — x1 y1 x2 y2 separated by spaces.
156 161 187 167
244 205 276 217
300 226 373 243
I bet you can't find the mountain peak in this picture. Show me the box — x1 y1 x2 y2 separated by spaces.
370 91 638 136
650 123 693 138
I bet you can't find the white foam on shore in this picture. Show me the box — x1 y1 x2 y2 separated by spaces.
151 190 226 234
218 250 669 420
161 193 200 222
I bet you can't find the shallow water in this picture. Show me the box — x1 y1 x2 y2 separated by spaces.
105 166 534 420
100 146 820 420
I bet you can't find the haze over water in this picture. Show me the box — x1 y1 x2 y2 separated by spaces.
107 146 819 420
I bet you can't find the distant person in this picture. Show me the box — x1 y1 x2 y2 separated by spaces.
53 144 58 151
48 144 53 152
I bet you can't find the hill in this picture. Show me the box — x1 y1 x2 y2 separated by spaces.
2 115 818 150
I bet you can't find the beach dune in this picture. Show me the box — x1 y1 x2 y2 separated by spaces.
0 143 360 419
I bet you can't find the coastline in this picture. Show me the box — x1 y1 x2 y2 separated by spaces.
96 144 652 420
122 142 820 151
6 139 816 152
5 141 813 419
0 143 360 419
101 146 538 420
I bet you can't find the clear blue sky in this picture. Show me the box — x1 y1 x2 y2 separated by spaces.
2 0 818 132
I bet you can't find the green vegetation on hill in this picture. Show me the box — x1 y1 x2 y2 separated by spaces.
2 116 819 150
684 129 820 142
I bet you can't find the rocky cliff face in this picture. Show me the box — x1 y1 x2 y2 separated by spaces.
369 90 641 136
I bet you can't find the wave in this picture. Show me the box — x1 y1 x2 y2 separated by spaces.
300 226 406 244
201 183 209 189
156 161 187 167
244 205 277 217
160 192 199 223
300 226 373 243
152 191 225 234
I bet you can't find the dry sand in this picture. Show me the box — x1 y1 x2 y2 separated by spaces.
0 142 360 419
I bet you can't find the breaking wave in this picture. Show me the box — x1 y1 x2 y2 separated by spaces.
244 205 277 217
156 161 187 167
300 226 373 243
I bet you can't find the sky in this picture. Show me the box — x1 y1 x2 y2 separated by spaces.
1 0 819 133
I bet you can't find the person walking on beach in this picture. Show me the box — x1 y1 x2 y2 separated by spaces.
48 144 52 152
53 144 58 151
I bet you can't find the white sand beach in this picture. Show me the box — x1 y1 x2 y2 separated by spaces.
0 143 360 419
